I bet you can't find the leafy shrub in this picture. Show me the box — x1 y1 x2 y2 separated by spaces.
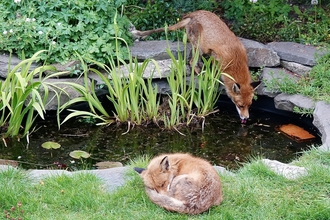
265 52 330 103
220 0 330 45
279 5 330 45
0 0 132 64
220 0 292 42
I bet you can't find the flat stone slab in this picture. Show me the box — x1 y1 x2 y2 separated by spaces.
130 40 187 61
262 159 307 179
258 67 298 97
239 38 280 67
267 42 328 66
0 53 38 78
274 93 315 112
1 165 229 193
28 167 129 192
280 60 311 76
28 77 90 111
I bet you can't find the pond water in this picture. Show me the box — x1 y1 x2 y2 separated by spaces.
0 95 321 170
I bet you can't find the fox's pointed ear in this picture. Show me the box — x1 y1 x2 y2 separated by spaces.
160 156 169 172
251 81 261 91
232 83 241 94
134 167 145 174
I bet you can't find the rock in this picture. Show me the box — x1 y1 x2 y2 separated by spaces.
274 93 315 112
28 169 72 182
0 53 38 78
280 61 312 76
27 166 129 192
28 77 90 111
267 42 328 66
130 40 188 61
313 101 330 146
258 67 298 97
77 167 129 192
214 165 235 176
262 159 308 179
116 59 175 79
49 60 81 77
239 38 280 67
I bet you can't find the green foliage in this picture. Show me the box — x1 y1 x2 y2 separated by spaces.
279 4 330 45
220 0 330 45
220 0 292 42
265 52 330 103
61 33 223 132
125 0 217 41
2 147 330 219
0 51 67 138
0 0 132 64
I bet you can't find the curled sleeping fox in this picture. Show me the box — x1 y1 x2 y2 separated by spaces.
132 10 261 123
134 153 223 214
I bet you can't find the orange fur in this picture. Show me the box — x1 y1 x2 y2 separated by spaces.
131 10 261 122
134 153 223 214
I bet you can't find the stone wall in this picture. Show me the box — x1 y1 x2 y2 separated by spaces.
0 39 329 149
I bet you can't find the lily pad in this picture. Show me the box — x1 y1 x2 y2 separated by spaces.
95 161 123 169
69 150 90 159
42 141 61 150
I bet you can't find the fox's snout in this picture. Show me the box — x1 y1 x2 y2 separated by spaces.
235 105 249 124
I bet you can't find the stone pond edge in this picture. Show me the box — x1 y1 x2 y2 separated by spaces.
1 39 330 191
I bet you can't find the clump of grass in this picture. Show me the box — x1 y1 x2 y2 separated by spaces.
0 50 68 139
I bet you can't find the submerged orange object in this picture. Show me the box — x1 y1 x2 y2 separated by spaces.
276 123 316 143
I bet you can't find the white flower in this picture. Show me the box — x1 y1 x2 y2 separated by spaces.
52 41 56 45
3 30 7 35
26 18 31 22
38 31 43 35
57 22 61 26
14 0 21 3
9 29 13 33
32 18 36 22
311 0 318 5
250 0 257 3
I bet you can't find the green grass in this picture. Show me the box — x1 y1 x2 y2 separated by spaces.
1 147 330 219
265 52 330 104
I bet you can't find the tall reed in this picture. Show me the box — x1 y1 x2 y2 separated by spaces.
0 50 67 138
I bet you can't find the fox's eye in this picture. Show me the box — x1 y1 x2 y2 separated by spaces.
161 182 165 187
239 105 244 109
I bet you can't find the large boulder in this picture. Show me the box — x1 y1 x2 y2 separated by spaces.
239 38 280 67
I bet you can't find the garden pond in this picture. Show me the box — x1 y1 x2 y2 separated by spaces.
0 96 321 170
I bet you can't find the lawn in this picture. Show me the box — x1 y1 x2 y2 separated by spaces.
1 147 330 220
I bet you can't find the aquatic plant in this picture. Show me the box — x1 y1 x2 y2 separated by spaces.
163 34 227 131
60 14 160 132
0 50 67 139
